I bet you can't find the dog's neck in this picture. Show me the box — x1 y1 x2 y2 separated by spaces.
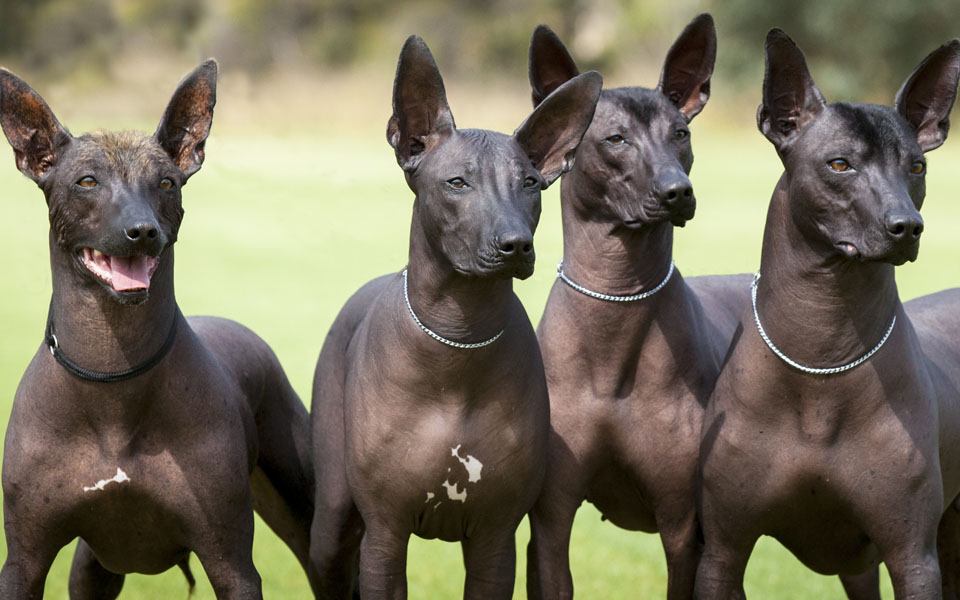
47 234 179 374
405 209 513 344
756 175 900 367
559 174 676 299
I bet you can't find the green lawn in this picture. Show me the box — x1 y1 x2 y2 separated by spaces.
2 114 958 598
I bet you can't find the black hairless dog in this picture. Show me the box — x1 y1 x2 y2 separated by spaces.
696 30 960 599
524 14 751 599
308 36 601 599
0 62 313 599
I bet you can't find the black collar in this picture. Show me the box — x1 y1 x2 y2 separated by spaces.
45 311 179 383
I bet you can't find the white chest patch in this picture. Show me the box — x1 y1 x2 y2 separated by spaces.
442 479 468 502
83 468 130 493
428 445 484 508
451 444 483 483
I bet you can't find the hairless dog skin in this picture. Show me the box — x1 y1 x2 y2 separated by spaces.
695 30 960 600
0 62 313 599
308 37 601 599
524 15 752 599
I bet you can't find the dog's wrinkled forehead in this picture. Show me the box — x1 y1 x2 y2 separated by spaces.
596 87 681 128
426 128 531 174
65 131 172 180
808 103 918 161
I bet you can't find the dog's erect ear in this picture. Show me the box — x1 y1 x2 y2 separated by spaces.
515 71 602 186
386 36 456 172
0 70 71 184
658 13 716 121
154 59 217 181
757 29 826 153
529 25 581 107
895 40 960 153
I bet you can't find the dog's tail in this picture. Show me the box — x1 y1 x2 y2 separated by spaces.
178 556 196 595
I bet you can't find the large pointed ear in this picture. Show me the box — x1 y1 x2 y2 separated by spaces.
657 13 716 121
514 71 602 186
154 59 217 181
386 36 456 172
0 69 71 184
895 40 960 153
529 25 580 107
757 29 826 153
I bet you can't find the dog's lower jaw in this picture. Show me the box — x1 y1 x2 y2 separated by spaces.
71 254 153 306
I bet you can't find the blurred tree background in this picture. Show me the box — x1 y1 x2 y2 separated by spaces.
1 0 956 109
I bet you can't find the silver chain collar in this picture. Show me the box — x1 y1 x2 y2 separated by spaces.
556 259 675 302
401 269 504 350
750 272 896 376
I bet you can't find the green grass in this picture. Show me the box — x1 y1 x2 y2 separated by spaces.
2 118 959 598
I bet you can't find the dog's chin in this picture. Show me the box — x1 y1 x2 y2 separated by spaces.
621 218 649 230
876 245 920 266
461 259 535 280
836 241 919 265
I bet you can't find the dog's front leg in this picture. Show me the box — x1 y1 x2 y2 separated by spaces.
195 540 262 600
526 494 578 599
658 509 702 600
692 525 752 600
839 567 882 600
309 483 364 599
68 539 125 599
463 529 517 600
886 551 942 600
0 530 63 600
358 520 409 600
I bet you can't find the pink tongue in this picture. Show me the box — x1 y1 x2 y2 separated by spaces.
110 256 156 291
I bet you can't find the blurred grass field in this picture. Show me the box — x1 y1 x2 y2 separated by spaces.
1 76 958 598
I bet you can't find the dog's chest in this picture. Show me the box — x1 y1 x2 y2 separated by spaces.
12 401 252 574
349 380 549 540
56 449 227 573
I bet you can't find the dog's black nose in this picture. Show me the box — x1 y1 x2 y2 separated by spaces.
659 181 693 206
125 222 159 242
497 233 533 258
884 211 924 242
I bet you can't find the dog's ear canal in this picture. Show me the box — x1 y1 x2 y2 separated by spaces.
154 59 217 181
529 25 580 108
658 13 716 121
514 71 602 186
895 39 960 153
757 29 826 153
386 36 455 172
0 70 71 184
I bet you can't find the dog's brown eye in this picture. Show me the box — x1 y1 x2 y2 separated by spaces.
605 134 625 145
524 176 539 188
828 159 850 172
446 177 468 190
159 178 175 190
910 161 926 175
77 176 98 188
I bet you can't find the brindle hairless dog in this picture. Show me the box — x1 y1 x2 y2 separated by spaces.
695 30 960 599
308 37 601 599
0 62 313 599
524 15 751 599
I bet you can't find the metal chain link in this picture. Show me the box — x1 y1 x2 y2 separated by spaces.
556 260 675 302
750 272 896 376
402 269 503 350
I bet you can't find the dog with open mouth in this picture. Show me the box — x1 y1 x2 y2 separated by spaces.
0 62 314 597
